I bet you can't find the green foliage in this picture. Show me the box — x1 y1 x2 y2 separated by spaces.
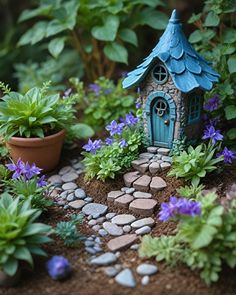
0 193 52 276
139 192 236 285
177 183 205 199
70 77 136 131
18 0 168 79
188 0 236 146
168 143 223 185
55 214 84 247
169 137 187 157
0 81 93 141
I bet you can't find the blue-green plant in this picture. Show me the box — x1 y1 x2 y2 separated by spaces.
55 214 84 247
0 193 52 276
176 183 205 199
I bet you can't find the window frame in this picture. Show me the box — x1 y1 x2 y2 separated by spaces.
152 64 168 85
188 94 202 124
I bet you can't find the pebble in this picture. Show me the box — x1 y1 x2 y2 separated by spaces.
60 191 68 199
103 222 123 236
121 187 130 192
106 212 116 220
104 266 119 277
136 263 158 276
123 225 131 233
59 166 75 175
133 191 152 199
135 226 152 235
85 247 97 255
62 182 77 190
92 225 101 231
115 269 136 288
88 220 97 226
66 193 75 202
96 217 106 223
162 156 172 163
73 162 84 170
64 204 69 210
47 174 62 185
99 229 108 236
85 240 94 247
82 203 108 218
61 172 78 182
93 245 102 252
111 214 136 225
141 276 150 286
90 252 117 266
75 188 86 199
68 200 85 209
57 200 66 206
85 197 93 203
130 244 139 250
125 188 135 194
131 217 155 229
107 234 138 252
95 237 102 244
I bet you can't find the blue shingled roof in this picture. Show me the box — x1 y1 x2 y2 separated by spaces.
122 9 220 93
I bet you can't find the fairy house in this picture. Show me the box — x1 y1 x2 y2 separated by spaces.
122 9 220 148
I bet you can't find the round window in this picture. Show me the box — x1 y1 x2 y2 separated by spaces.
152 64 168 84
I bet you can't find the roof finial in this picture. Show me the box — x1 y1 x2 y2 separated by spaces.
169 9 180 24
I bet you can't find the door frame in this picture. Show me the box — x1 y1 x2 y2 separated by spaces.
145 91 176 148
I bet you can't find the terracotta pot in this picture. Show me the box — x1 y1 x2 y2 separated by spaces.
7 129 66 172
0 269 21 287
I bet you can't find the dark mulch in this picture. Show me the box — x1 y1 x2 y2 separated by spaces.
2 164 236 295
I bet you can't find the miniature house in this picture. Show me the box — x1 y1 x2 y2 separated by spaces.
122 9 220 148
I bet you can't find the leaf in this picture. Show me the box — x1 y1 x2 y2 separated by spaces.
204 11 220 27
46 20 67 37
91 15 120 42
227 128 236 140
225 105 236 120
191 224 217 249
132 0 165 7
3 258 18 276
134 8 168 30
189 30 203 43
223 29 236 43
104 42 128 64
18 21 48 46
48 37 65 58
69 123 94 139
227 56 236 74
14 246 33 266
118 28 138 47
18 5 52 22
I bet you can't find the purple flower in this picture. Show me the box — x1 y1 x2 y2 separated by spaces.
63 88 72 97
202 125 223 145
89 83 100 96
136 100 142 109
46 256 71 280
37 175 47 187
159 196 201 222
119 139 128 148
105 137 113 146
104 88 112 95
24 162 42 180
106 120 124 136
217 147 236 164
204 95 220 112
83 139 102 154
6 159 25 179
123 112 139 127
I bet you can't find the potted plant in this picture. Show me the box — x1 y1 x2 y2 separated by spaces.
0 193 52 287
0 81 93 171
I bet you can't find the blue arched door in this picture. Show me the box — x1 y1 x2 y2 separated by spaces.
146 91 176 148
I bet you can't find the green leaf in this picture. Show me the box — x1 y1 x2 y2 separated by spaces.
227 128 236 140
46 20 67 37
91 15 120 42
119 29 138 47
18 21 48 46
3 258 18 276
69 123 94 139
14 246 33 266
227 56 236 74
189 30 203 43
104 42 128 64
132 0 165 7
135 8 168 30
188 13 202 24
204 11 220 27
191 224 217 249
223 29 236 43
225 105 236 120
48 37 65 58
18 5 52 22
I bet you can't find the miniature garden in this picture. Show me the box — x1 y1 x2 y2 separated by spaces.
0 0 236 294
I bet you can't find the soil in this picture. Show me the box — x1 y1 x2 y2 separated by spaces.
2 162 236 295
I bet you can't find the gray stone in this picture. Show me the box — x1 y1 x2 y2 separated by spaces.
136 263 158 276
111 214 136 225
141 276 150 286
104 266 119 277
60 191 68 200
129 199 157 217
85 197 93 203
135 226 152 235
73 162 84 170
153 154 162 160
157 148 170 156
59 166 75 175
61 172 78 182
131 217 155 229
137 163 149 174
48 174 62 185
162 156 172 163
123 171 140 187
95 237 102 244
68 200 85 209
66 193 75 202
107 191 124 201
57 200 66 206
125 188 135 194
93 245 102 252
62 182 77 190
90 252 117 266
75 188 86 199
106 212 116 220
107 234 138 252
115 269 136 288
103 222 123 236
63 205 69 210
84 240 94 247
121 187 129 192
131 159 148 170
92 225 101 231
149 162 161 174
133 191 152 199
123 225 131 233
88 219 97 226
99 229 108 236
160 162 171 171
147 147 158 153
85 247 97 255
139 152 154 160
150 177 167 192
114 194 134 208
130 244 139 250
133 175 151 192
82 203 108 218
96 217 106 223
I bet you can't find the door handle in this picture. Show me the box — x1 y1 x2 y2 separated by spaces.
164 120 170 125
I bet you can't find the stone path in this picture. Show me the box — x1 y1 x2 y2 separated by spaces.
47 147 171 288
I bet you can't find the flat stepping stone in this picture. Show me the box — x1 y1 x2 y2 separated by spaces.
133 191 152 199
68 200 85 209
82 203 108 218
103 222 123 236
107 234 138 251
90 252 117 266
61 172 78 182
139 152 154 160
136 264 158 276
123 171 141 187
137 163 150 174
115 268 136 288
149 162 161 174
162 156 172 163
111 214 136 225
114 194 134 208
157 147 170 155
131 217 155 229
147 147 158 153
107 191 124 201
129 199 157 216
133 175 151 192
150 177 167 192
74 188 86 199
132 158 148 168
62 182 77 190
135 225 152 235
160 162 171 171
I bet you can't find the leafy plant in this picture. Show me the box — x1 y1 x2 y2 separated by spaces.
168 143 223 185
70 77 136 130
18 0 168 80
55 214 84 247
169 137 187 157
0 193 52 276
188 0 236 147
177 183 205 199
0 81 94 140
